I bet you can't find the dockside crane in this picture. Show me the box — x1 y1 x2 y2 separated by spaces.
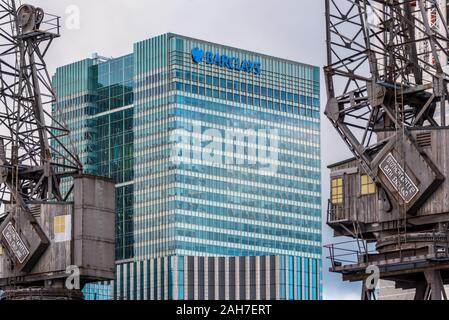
0 1 116 300
325 0 449 300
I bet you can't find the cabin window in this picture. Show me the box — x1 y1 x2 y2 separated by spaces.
361 174 376 195
54 216 66 234
331 177 343 204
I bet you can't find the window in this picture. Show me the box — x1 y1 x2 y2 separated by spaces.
206 88 212 97
331 177 343 204
281 91 287 100
361 175 376 195
54 216 66 234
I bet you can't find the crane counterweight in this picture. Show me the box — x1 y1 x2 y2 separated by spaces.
0 1 116 300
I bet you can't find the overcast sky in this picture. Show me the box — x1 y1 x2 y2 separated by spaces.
28 0 360 300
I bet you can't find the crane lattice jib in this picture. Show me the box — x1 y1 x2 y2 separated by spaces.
0 0 82 213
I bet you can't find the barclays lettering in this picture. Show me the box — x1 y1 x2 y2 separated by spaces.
191 47 261 75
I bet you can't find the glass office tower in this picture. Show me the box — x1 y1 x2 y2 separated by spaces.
52 33 322 300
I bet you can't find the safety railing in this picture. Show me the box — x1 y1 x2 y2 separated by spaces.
326 230 449 271
324 239 376 271
37 12 61 36
327 199 349 224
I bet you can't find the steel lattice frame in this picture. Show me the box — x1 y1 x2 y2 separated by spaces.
325 0 449 300
0 0 82 212
325 0 449 182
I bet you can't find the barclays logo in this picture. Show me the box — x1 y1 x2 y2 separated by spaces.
192 47 205 63
191 47 261 75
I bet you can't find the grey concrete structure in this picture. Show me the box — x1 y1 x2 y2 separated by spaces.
378 280 449 300
108 256 317 301
0 175 116 288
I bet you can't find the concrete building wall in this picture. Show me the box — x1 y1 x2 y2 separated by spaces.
378 280 449 300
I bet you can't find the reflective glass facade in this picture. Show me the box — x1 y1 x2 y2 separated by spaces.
53 33 322 300
53 54 135 261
